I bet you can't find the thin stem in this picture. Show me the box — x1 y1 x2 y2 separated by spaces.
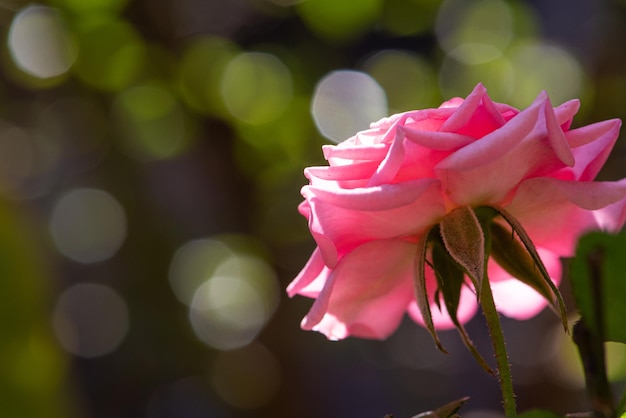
480 279 516 416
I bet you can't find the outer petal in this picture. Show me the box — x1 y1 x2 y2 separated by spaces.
594 196 626 232
303 179 445 267
305 162 378 190
488 248 562 319
565 119 622 181
506 177 626 256
301 239 417 340
287 248 326 298
322 142 389 166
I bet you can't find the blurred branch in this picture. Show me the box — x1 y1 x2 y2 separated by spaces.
572 248 615 418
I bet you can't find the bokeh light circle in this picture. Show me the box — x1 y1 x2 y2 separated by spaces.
111 84 191 161
507 41 584 107
362 50 438 113
438 54 515 102
169 238 234 307
435 0 513 64
296 0 382 41
177 37 238 116
73 18 145 92
49 188 127 263
312 70 387 143
220 52 292 125
187 251 280 350
52 283 129 358
7 5 78 79
49 0 128 15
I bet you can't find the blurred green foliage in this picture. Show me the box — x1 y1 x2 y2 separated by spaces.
0 202 73 417
0 0 626 416
571 232 626 345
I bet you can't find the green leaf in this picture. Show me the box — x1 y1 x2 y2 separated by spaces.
431 241 494 375
414 228 447 353
439 206 485 295
486 206 568 332
570 231 626 344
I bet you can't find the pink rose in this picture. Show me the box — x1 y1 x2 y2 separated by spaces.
289 83 626 341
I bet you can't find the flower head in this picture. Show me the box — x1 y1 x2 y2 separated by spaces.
289 83 626 342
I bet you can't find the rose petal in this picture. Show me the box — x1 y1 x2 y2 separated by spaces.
439 83 506 137
322 142 389 166
488 248 562 319
305 162 378 189
544 96 575 167
301 239 416 340
401 126 475 151
287 248 326 297
434 97 581 207
507 178 626 255
303 180 445 266
303 178 441 211
553 98 580 130
367 126 407 186
565 119 622 181
436 93 543 172
593 197 626 232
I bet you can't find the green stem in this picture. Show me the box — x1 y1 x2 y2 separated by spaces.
480 279 517 416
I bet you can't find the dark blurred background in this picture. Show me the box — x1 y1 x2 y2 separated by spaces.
1 0 626 417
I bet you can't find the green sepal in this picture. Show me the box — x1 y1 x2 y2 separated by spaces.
413 227 447 353
431 396 470 418
490 221 558 311
479 206 568 332
439 206 485 297
431 239 495 375
410 396 470 418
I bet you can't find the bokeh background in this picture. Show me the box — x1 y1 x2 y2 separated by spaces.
2 0 626 416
